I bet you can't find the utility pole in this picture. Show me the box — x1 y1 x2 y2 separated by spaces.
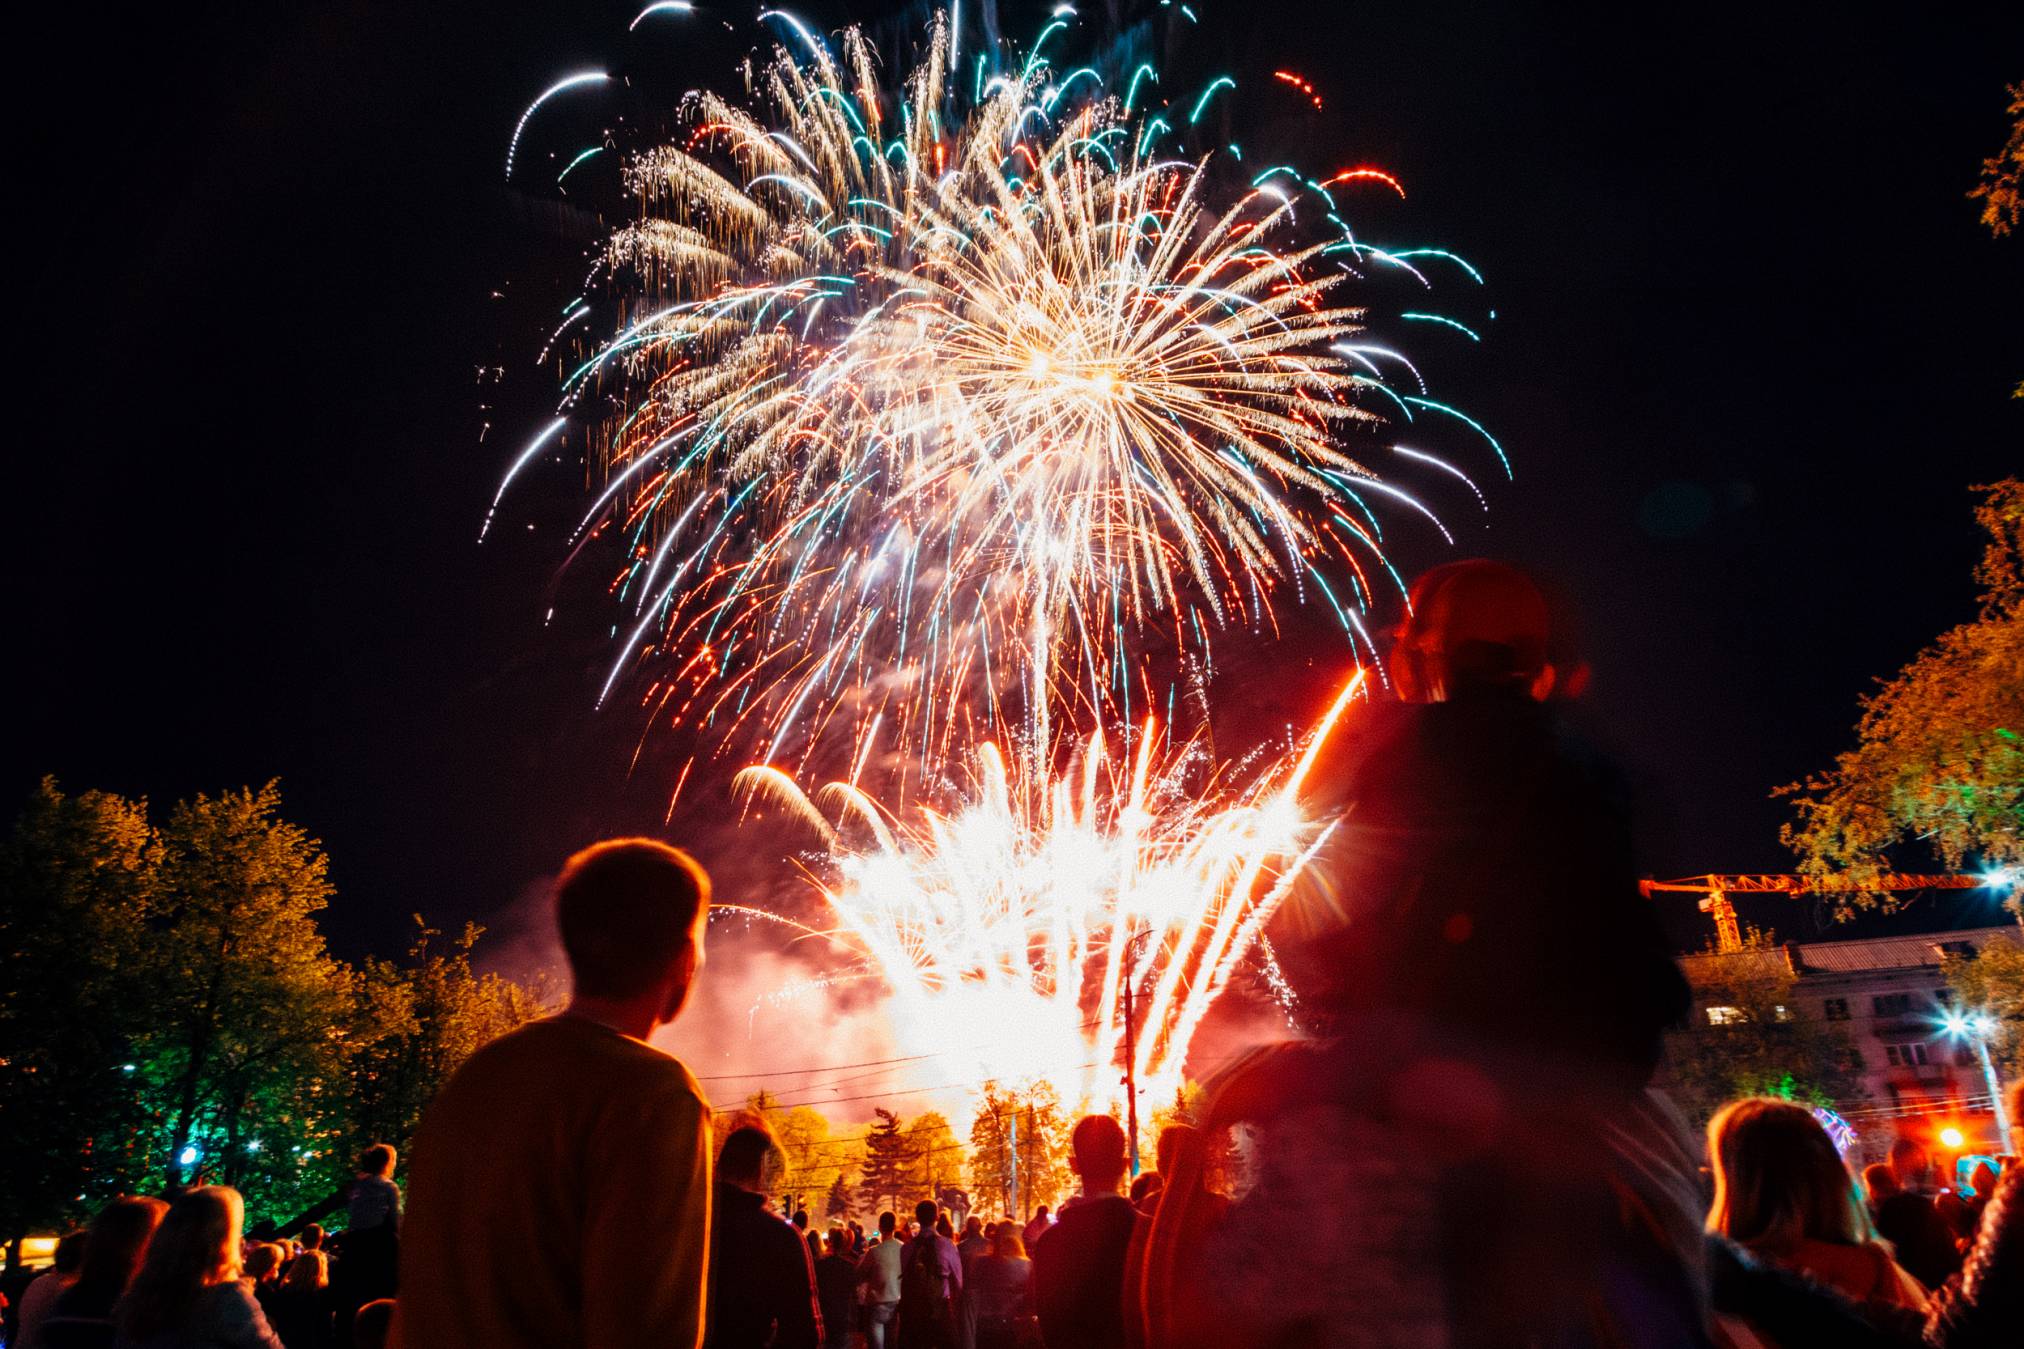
1945 1012 2014 1149
1120 929 1148 1176
1007 1107 1019 1220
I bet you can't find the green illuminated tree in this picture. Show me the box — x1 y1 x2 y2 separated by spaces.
1780 480 2024 902
139 784 394 1218
0 781 159 1242
2 779 544 1248
1662 930 1864 1126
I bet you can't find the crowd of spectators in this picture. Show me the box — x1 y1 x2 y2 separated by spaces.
7 1149 401 1349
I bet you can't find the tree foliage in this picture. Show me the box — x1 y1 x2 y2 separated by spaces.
143 785 375 1206
0 782 159 1238
1780 480 2024 902
967 1080 1070 1220
859 1108 909 1216
1970 81 2023 240
901 1111 963 1201
1662 930 1863 1128
1942 934 2024 1082
348 919 545 1164
823 1173 854 1220
724 1091 856 1214
1 779 541 1246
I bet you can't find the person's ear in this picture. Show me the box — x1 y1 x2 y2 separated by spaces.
1544 660 1591 700
1390 643 1432 703
658 938 702 1022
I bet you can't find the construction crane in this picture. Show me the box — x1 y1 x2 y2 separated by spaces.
1639 873 1990 953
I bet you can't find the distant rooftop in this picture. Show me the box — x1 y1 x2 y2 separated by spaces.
1790 925 2021 976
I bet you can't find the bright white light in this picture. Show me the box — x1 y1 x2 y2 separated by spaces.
246 1139 262 1153
629 1 693 30
480 417 568 542
1981 866 2017 890
505 72 610 181
178 1146 199 1167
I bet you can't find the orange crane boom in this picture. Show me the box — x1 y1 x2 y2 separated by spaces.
1638 873 1987 952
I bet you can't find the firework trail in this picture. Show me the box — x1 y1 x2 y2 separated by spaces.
732 671 1368 1110
498 7 1497 781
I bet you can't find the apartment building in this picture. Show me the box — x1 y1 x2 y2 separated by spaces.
1678 924 2019 1164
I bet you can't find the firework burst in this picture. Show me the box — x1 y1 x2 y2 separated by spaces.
504 8 1495 780
732 671 1367 1110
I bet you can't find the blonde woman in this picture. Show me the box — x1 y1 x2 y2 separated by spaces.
116 1186 284 1349
1705 1098 1928 1314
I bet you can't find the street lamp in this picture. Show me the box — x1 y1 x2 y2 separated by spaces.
1939 1010 2012 1148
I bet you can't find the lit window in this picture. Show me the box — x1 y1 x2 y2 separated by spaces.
1773 1005 1792 1022
1706 1005 1746 1025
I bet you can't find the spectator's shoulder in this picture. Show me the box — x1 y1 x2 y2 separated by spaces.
634 1046 710 1118
438 1016 550 1082
585 1036 711 1140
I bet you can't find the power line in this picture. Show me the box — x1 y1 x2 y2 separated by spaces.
699 1050 944 1081
695 1015 1111 1087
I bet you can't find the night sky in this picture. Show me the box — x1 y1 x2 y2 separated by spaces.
12 0 2022 966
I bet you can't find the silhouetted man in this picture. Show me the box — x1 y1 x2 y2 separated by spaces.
815 1232 857 1349
1032 1116 1137 1349
708 1126 822 1349
897 1201 962 1349
393 840 714 1349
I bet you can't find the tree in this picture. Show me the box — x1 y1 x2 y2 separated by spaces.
967 1081 1070 1220
901 1111 962 1206
0 781 159 1242
1662 930 1864 1127
139 784 394 1216
860 1109 909 1216
2 779 545 1250
824 1173 854 1220
1148 1082 1205 1154
1781 480 2024 902
968 1085 1018 1216
346 919 546 1168
1943 934 2024 1082
739 1095 851 1215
